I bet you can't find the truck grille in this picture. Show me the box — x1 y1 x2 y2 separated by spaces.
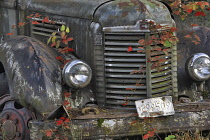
30 18 65 42
102 31 177 110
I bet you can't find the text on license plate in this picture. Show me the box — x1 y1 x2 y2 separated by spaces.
135 96 175 118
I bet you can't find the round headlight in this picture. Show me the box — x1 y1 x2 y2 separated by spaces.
186 53 210 81
62 60 92 88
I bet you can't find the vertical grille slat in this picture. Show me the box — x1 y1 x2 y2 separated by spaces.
103 30 175 110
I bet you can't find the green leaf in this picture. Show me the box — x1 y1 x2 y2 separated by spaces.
66 27 70 33
61 31 66 38
52 32 56 36
52 36 57 43
168 135 176 138
47 36 52 45
97 119 104 127
163 40 172 47
165 138 170 140
61 25 66 32
56 40 61 48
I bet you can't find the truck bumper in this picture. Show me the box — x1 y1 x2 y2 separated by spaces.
29 102 210 139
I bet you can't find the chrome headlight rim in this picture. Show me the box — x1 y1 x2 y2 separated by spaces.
62 60 92 88
186 53 210 81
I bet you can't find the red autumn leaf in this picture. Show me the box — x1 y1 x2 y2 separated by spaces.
194 34 201 42
67 37 73 41
148 131 155 137
163 49 169 52
156 24 163 29
32 21 40 24
62 39 68 45
26 16 33 19
195 11 206 16
64 92 71 98
158 59 167 62
186 9 193 14
191 24 199 27
184 34 191 39
68 48 74 52
6 33 13 35
138 39 146 45
55 56 65 61
64 118 70 123
56 120 63 126
12 25 16 29
45 130 53 137
66 106 72 110
51 42 56 47
63 100 70 106
60 117 66 120
130 120 138 124
62 35 67 40
126 88 134 90
122 101 128 106
143 134 150 139
127 46 133 52
18 22 25 26
170 27 178 32
136 84 144 86
58 47 69 53
42 17 50 23
154 48 162 51
196 2 206 9
151 35 157 40
192 40 200 45
173 10 180 15
34 13 41 17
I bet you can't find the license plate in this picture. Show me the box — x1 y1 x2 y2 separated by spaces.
135 96 175 118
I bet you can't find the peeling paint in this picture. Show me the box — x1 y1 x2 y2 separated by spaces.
0 36 63 118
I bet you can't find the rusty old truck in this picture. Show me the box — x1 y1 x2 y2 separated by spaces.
1 0 210 139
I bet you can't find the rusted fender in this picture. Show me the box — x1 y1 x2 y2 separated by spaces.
0 36 63 119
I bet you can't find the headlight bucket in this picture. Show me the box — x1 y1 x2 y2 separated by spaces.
186 53 210 81
62 60 92 88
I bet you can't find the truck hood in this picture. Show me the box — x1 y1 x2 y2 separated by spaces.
18 0 113 19
19 0 173 27
94 0 174 27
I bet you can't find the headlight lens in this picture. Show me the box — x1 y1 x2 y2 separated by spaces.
186 53 210 81
62 60 92 88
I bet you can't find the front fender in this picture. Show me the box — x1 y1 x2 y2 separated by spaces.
0 36 63 118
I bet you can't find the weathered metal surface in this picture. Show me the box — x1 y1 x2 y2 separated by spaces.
0 0 16 8
175 102 210 112
98 22 176 110
176 26 210 100
0 36 63 119
18 0 113 19
0 73 10 96
94 0 174 27
29 106 210 139
0 101 36 140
